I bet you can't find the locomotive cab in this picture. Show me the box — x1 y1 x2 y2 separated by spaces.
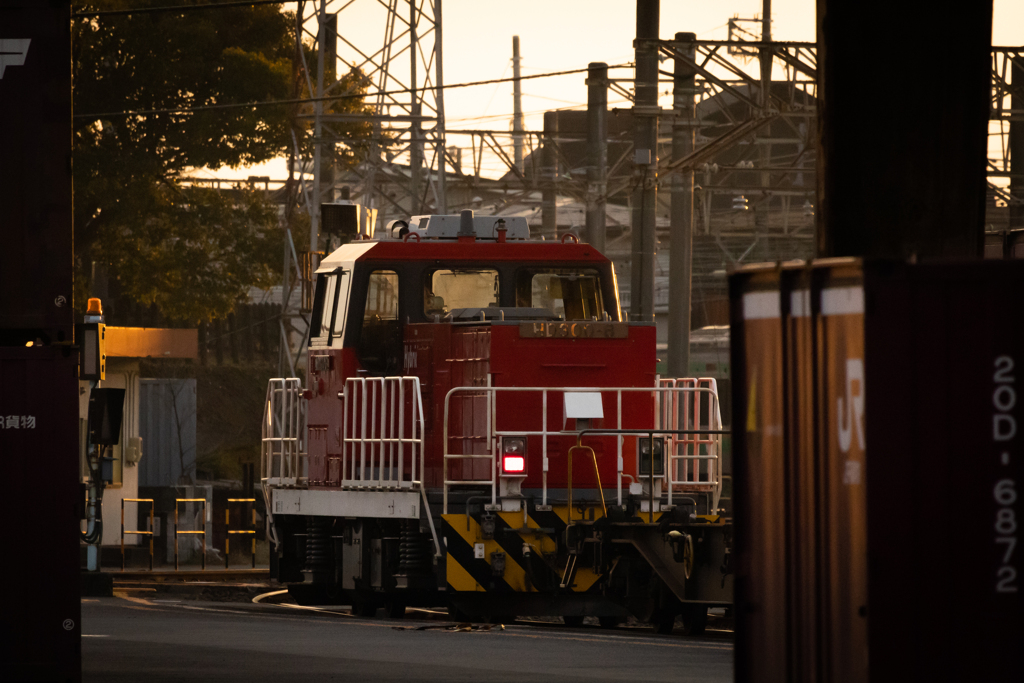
307 244 623 377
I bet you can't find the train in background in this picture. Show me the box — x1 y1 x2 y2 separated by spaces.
261 210 731 632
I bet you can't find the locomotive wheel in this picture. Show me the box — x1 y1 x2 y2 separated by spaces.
447 602 473 622
679 604 708 636
598 616 623 629
562 616 584 627
384 596 406 619
653 612 677 635
352 593 378 618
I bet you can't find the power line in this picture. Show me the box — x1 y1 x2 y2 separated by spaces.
74 63 633 120
72 1 291 19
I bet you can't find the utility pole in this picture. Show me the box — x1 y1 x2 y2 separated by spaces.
586 62 608 254
433 0 446 214
409 0 423 214
542 111 559 239
630 0 659 321
757 2 770 236
311 0 327 259
667 33 697 378
513 36 524 173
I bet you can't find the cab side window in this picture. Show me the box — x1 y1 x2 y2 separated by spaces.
358 271 400 374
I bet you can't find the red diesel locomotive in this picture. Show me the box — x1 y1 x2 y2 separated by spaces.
261 211 730 632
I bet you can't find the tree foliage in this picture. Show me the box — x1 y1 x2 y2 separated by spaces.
72 1 375 324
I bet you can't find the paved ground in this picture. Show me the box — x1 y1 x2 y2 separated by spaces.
82 596 734 682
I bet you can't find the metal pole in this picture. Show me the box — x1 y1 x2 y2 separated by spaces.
311 0 326 257
409 0 422 214
667 33 696 378
760 0 772 109
1011 55 1024 231
755 1 773 239
149 503 154 571
226 508 231 569
586 62 608 253
280 228 290 378
513 36 524 172
630 0 659 322
542 111 559 239
434 0 446 213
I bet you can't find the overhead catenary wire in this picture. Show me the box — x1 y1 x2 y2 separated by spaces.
74 63 633 120
72 1 292 19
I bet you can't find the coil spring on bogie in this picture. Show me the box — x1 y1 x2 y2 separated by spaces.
399 520 429 573
304 517 330 573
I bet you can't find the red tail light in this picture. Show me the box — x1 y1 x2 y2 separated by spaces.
503 455 526 473
500 437 527 476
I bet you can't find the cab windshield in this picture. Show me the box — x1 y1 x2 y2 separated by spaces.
516 268 605 321
424 268 499 316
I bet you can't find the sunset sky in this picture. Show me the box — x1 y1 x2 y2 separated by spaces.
215 1 1022 182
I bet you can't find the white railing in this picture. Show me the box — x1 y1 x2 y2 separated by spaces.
261 378 307 487
441 381 724 514
658 378 724 512
340 377 425 490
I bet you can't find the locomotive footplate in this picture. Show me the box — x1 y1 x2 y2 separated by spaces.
440 503 732 624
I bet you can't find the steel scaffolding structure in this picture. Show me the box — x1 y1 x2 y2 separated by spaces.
289 0 446 257
276 6 1016 374
280 0 446 375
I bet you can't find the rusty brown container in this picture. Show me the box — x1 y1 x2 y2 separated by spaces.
731 259 1024 683
730 265 789 683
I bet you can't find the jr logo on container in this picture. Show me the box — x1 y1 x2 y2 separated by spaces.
838 358 865 484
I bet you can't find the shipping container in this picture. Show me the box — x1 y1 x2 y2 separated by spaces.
0 2 73 344
731 259 1024 683
0 348 81 682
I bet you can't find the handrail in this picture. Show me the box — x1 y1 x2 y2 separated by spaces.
340 376 424 490
174 498 207 571
441 383 724 514
261 378 307 488
567 444 606 520
657 378 724 511
120 498 154 571
225 498 256 569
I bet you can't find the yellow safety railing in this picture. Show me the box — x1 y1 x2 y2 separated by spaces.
225 498 257 569
174 498 207 570
121 498 154 571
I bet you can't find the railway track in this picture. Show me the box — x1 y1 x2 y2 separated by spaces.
250 589 735 640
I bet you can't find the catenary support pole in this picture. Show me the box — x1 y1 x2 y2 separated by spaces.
513 36 524 173
542 111 559 239
409 0 422 214
630 0 659 321
586 62 608 253
434 0 446 213
310 0 326 258
667 33 696 378
1010 55 1024 231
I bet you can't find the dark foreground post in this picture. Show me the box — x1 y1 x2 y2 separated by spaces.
0 3 80 681
815 1 993 258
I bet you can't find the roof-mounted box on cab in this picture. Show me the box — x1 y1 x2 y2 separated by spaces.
400 214 531 241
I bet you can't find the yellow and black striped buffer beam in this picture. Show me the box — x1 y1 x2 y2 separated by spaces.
442 506 617 594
